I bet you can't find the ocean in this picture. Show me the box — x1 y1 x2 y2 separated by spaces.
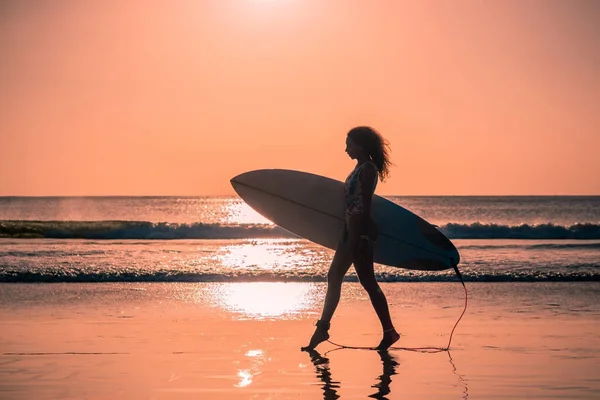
1 196 599 282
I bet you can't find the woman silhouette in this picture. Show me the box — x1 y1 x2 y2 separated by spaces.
302 126 400 351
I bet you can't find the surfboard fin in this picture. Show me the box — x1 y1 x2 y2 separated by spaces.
452 264 465 288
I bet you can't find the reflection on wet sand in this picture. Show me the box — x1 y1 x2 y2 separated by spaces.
305 348 468 399
369 350 400 399
304 349 341 399
304 349 399 400
448 351 469 399
208 282 319 319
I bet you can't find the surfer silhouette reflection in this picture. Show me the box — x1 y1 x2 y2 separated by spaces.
305 348 399 400
305 349 340 399
302 126 400 351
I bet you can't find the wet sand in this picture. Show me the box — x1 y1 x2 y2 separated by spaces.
1 282 599 399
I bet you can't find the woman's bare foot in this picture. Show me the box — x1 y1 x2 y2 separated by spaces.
301 320 330 351
376 328 400 351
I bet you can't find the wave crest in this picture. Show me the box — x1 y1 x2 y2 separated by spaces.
0 220 289 240
1 270 598 283
442 222 600 239
1 220 599 240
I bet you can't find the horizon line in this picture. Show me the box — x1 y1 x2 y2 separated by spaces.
1 194 599 198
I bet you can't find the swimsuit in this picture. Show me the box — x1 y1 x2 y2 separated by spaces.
343 161 379 246
344 161 378 216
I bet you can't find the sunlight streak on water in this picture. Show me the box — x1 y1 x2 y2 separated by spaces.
224 199 273 225
234 349 270 388
209 282 320 319
235 370 253 388
216 239 314 271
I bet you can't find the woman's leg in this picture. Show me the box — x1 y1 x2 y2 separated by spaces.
319 240 354 323
301 238 354 350
353 239 400 350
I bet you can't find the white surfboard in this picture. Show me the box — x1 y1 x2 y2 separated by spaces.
230 169 460 271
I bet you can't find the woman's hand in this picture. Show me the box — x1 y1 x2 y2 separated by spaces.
347 214 378 245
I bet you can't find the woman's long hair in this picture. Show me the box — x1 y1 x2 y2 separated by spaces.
347 126 392 181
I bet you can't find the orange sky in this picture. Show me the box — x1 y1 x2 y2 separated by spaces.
1 0 599 196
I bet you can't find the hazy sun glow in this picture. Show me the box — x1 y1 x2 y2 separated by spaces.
2 1 599 195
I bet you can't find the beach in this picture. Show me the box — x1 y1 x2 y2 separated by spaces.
2 196 599 398
2 282 599 399
3 0 600 397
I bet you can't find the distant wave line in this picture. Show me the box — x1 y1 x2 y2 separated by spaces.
0 271 598 283
1 220 599 240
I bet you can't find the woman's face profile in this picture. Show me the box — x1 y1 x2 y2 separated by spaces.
345 136 362 160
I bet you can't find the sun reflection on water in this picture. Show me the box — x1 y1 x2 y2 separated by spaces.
224 199 273 225
217 239 313 271
234 349 269 388
235 370 253 388
211 282 320 319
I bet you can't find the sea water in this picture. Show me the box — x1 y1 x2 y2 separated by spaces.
1 196 599 282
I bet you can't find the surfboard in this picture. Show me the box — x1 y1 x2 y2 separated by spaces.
230 169 460 271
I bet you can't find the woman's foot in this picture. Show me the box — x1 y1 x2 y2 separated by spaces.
376 328 400 351
301 320 330 351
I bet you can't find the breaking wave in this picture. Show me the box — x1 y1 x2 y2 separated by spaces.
1 220 599 240
1 270 598 283
0 220 289 239
443 222 600 240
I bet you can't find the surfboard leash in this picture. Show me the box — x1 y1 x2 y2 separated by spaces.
326 264 468 354
232 179 468 353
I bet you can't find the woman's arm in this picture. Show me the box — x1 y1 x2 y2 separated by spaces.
359 163 378 226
